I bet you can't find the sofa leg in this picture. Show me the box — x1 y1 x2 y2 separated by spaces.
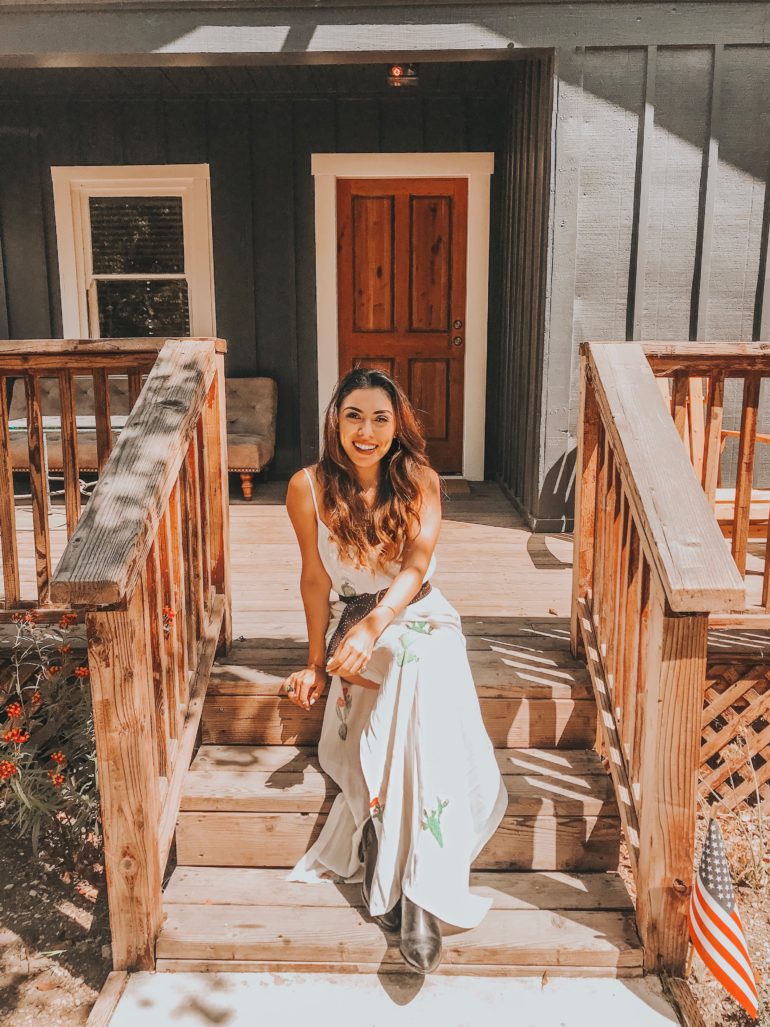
240 473 254 501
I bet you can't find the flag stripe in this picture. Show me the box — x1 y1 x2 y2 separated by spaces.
695 874 753 963
694 877 756 982
689 901 759 1017
691 882 758 1000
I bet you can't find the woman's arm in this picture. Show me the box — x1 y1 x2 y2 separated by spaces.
326 467 442 679
284 468 333 708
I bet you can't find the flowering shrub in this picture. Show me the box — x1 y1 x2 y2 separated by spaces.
0 611 100 868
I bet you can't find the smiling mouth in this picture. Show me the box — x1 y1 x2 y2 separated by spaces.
352 441 377 453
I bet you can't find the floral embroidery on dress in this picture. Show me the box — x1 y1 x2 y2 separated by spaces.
336 685 353 739
421 797 449 848
369 796 384 822
396 622 432 666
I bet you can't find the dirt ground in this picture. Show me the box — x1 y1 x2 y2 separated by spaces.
619 811 770 1027
0 824 110 1026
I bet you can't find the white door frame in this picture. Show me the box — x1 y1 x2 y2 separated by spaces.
311 152 494 480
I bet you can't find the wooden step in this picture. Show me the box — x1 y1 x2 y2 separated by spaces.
201 693 595 748
182 745 616 816
157 867 641 976
176 745 619 872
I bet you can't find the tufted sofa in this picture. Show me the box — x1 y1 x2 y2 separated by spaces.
8 375 277 500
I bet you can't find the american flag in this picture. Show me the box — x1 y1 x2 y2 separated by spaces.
688 818 759 1020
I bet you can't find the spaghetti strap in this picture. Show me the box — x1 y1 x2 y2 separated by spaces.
303 466 321 522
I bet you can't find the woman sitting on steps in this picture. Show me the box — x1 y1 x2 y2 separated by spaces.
283 368 507 974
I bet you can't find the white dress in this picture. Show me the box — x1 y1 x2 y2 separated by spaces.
288 468 508 929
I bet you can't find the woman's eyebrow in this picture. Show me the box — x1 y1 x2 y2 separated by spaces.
341 405 392 415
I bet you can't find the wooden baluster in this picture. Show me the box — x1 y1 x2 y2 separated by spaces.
613 494 632 737
157 504 181 739
57 371 81 537
127 369 143 410
592 427 608 635
621 517 642 767
688 377 706 480
599 445 617 658
86 588 162 970
25 375 52 604
196 417 212 607
144 539 171 781
205 354 232 649
607 466 624 707
177 454 197 675
570 354 600 657
636 577 708 974
631 555 651 807
670 373 689 442
702 372 725 507
732 374 761 575
0 375 21 608
185 435 205 644
167 479 189 720
92 369 112 472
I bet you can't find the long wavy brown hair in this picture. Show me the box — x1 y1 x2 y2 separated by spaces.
317 368 431 570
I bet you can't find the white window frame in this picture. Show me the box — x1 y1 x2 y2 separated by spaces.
51 164 216 339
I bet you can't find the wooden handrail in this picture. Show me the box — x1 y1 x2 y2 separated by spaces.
571 341 747 976
585 342 745 613
47 337 231 971
51 340 217 607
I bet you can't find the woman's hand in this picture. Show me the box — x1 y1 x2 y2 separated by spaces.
283 665 328 711
326 617 383 680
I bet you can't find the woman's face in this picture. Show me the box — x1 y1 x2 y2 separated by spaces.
337 387 396 470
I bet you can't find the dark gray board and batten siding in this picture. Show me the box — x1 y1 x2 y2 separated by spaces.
538 43 770 529
0 64 509 478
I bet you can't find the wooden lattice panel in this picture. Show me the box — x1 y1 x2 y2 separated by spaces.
700 659 770 813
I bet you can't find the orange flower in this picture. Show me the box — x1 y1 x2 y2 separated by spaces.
24 610 39 625
162 606 176 621
59 644 72 655
58 613 78 629
47 770 65 787
0 760 17 780
5 702 22 720
73 666 89 679
369 796 380 809
51 751 67 766
30 692 43 708
45 665 61 678
3 728 29 745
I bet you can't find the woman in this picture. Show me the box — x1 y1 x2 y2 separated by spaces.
283 368 507 974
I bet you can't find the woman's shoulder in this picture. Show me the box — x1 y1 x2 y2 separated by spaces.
288 464 317 491
415 464 441 500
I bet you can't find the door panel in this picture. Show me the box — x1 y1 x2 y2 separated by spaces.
337 177 467 473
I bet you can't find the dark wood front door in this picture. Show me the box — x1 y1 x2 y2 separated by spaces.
336 177 468 473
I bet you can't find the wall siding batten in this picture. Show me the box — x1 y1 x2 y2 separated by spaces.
251 98 299 477
693 44 722 342
293 98 335 467
630 45 656 342
207 98 257 378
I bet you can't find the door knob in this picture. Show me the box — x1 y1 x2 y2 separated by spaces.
451 336 463 347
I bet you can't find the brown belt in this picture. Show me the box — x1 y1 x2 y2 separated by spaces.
325 582 432 663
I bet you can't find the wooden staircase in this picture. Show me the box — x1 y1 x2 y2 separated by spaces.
157 624 643 976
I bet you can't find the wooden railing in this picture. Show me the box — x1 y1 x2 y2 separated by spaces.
641 343 770 625
49 338 231 970
0 340 170 611
570 341 746 975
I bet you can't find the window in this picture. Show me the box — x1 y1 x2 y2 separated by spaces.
52 166 216 339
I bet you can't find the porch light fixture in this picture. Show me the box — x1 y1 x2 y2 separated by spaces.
387 63 419 87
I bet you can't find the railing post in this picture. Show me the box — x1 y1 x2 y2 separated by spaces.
635 577 708 974
205 350 232 651
86 587 162 971
571 350 600 657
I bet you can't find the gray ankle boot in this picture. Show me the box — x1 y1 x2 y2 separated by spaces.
359 819 401 931
399 894 442 973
